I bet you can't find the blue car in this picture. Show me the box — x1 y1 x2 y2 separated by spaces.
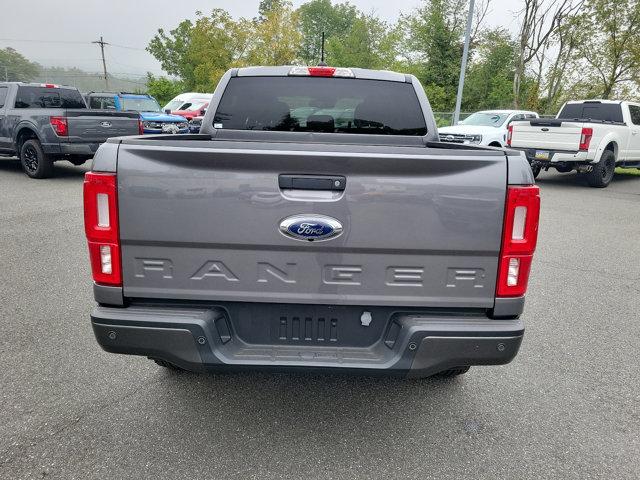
84 92 189 134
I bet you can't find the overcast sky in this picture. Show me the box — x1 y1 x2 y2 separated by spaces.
0 0 519 77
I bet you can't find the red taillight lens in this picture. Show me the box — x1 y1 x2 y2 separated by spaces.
579 127 593 151
138 119 144 135
506 124 513 147
496 185 540 297
50 116 68 136
83 172 121 286
308 66 336 77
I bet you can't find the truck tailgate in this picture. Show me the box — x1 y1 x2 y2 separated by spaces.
116 140 507 308
511 121 583 151
66 109 139 143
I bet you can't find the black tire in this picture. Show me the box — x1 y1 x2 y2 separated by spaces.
434 366 470 378
68 158 88 166
151 358 185 371
20 139 54 179
530 164 541 178
586 150 615 188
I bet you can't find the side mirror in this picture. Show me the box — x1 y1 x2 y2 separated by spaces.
164 109 171 114
200 108 207 115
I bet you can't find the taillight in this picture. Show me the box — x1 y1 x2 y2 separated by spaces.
83 172 121 286
50 116 68 136
289 66 355 78
506 124 513 147
138 119 144 135
579 127 593 151
496 185 540 297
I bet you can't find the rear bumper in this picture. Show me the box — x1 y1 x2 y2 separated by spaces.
42 142 100 157
91 303 524 377
515 148 590 164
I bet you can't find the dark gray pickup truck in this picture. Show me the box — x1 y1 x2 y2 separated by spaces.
0 82 140 178
84 66 540 379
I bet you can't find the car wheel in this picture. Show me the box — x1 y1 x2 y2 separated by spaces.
586 150 615 188
434 366 470 378
20 139 54 179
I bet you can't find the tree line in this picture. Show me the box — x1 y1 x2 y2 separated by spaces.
146 0 640 115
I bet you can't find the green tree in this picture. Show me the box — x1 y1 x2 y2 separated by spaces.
325 14 398 69
146 74 184 105
296 0 358 64
147 20 195 87
246 1 302 66
573 0 640 98
0 47 40 82
402 0 463 111
463 29 516 111
189 10 251 90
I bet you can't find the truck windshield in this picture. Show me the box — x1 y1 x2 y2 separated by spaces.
213 77 427 135
460 112 508 127
557 102 624 123
14 86 86 109
121 97 161 112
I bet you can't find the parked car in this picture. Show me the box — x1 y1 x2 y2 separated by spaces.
162 92 213 113
439 110 539 147
171 102 209 121
188 114 204 133
85 65 540 379
508 99 640 187
0 82 140 178
85 92 188 134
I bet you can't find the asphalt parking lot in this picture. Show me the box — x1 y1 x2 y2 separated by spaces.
1 158 639 480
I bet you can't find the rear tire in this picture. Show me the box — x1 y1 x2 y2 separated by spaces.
151 358 185 371
20 139 54 179
586 150 615 188
434 366 470 378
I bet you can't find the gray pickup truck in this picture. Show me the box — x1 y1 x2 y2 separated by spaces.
84 66 540 378
0 82 140 178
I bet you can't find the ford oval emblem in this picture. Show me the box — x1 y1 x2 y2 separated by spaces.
100 121 112 128
279 214 343 242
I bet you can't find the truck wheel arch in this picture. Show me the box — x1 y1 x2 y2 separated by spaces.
595 139 618 164
14 125 42 152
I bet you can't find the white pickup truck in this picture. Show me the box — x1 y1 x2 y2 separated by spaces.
508 99 640 187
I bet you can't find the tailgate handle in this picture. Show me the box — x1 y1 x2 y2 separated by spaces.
279 175 346 191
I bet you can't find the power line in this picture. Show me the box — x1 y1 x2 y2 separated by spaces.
0 38 146 51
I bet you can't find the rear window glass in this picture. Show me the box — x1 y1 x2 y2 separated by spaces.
213 77 427 135
14 86 86 109
558 103 623 123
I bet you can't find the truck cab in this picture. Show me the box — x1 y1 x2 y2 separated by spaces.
85 92 189 134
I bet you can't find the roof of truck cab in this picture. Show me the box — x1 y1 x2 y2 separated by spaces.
476 109 537 114
565 99 623 104
235 66 408 83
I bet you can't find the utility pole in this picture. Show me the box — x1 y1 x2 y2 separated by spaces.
92 36 109 90
453 0 475 126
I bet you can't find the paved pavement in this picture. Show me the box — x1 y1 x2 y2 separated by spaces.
1 158 639 480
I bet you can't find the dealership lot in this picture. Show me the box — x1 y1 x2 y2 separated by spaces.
0 159 638 479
